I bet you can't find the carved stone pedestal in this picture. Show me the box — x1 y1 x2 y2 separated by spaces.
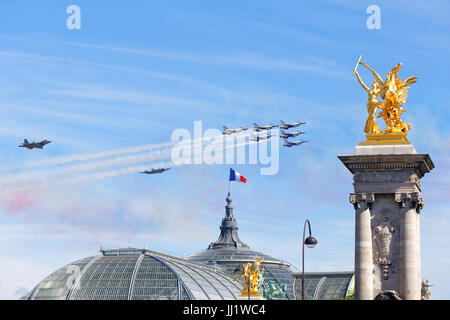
338 146 434 300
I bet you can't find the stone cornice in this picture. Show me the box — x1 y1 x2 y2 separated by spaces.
338 154 434 178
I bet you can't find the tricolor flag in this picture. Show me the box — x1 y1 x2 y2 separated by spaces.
229 168 247 183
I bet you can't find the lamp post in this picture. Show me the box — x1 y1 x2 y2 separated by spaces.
302 219 318 300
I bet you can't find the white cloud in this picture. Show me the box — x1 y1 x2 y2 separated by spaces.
0 255 49 299
59 40 349 78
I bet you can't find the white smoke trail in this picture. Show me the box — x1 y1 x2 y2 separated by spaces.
63 161 179 185
0 148 172 185
0 131 255 187
26 132 225 167
61 139 257 185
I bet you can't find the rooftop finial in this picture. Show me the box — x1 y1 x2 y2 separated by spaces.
207 192 249 250
226 192 232 205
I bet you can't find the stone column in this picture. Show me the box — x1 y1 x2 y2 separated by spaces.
416 207 421 297
350 193 374 300
396 193 423 300
339 152 434 300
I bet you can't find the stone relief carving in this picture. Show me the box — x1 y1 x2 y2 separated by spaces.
353 171 419 184
374 221 394 257
372 214 397 280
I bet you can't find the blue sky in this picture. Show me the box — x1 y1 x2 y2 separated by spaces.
0 0 449 299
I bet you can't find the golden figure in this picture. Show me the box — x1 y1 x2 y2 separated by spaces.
353 62 383 134
377 62 417 134
353 57 418 145
234 258 264 297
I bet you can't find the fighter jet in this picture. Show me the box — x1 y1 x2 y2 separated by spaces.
140 168 171 175
279 129 305 139
251 133 273 142
283 138 307 147
280 120 306 129
253 122 279 132
222 125 248 135
19 139 51 149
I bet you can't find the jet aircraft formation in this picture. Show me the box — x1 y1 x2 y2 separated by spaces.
223 120 307 147
141 120 307 177
16 120 306 180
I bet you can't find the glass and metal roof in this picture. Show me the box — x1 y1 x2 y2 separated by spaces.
186 248 296 300
184 193 296 300
23 256 96 300
185 248 291 266
24 192 337 301
292 272 355 300
23 248 243 300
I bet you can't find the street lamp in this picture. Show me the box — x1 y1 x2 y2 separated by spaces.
302 219 317 300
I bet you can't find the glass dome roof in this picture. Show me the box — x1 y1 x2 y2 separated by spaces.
23 192 301 300
293 272 355 300
184 193 296 299
23 248 243 300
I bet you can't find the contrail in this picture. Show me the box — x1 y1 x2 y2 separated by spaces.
0 148 173 185
26 132 228 167
0 132 254 187
63 161 179 185
61 139 257 185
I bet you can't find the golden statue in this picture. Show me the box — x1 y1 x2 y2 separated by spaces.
353 56 418 145
233 258 264 297
353 62 383 134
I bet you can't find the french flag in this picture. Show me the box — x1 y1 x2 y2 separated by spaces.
229 168 247 183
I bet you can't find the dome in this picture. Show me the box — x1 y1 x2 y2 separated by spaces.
23 192 299 300
185 247 296 300
293 272 355 300
23 248 243 300
184 193 296 299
